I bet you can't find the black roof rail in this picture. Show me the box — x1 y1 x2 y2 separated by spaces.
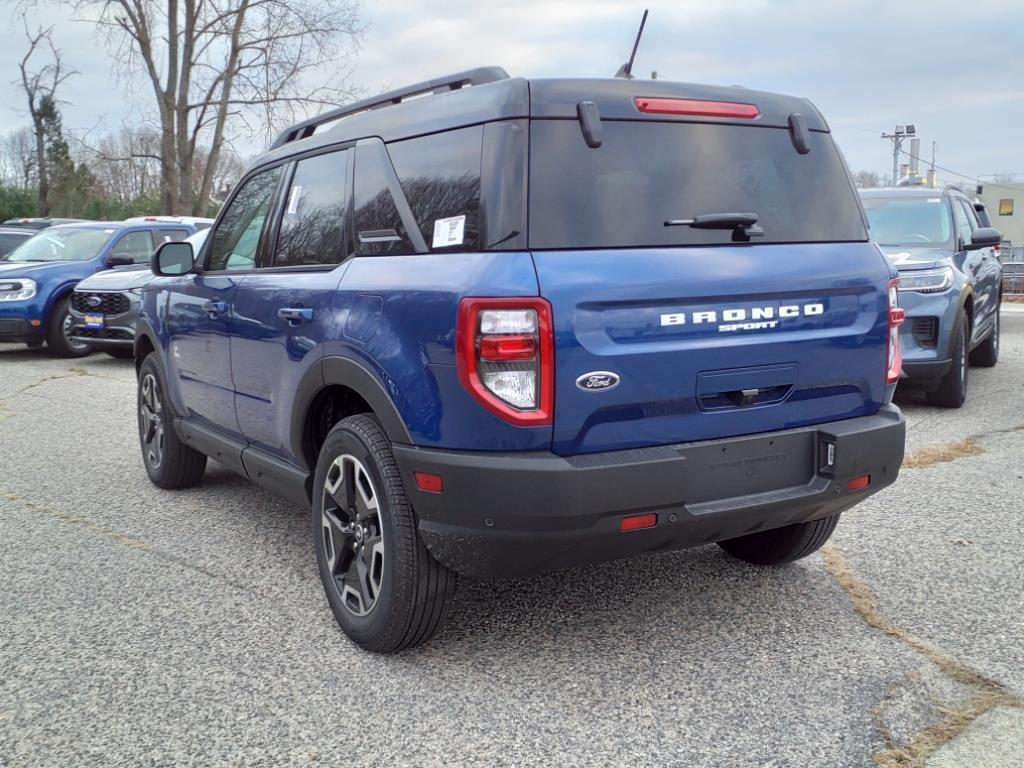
270 66 510 150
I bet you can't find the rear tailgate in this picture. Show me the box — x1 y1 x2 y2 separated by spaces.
527 94 893 456
533 243 891 455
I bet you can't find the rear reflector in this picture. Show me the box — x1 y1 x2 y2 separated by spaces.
847 474 871 491
479 334 537 361
414 472 443 493
620 513 657 532
634 97 760 119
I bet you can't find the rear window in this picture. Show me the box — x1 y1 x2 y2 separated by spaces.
528 121 867 249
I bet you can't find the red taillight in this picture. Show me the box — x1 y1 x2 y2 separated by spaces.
634 97 760 119
621 513 658 532
847 474 871 491
414 472 443 493
479 334 537 361
886 278 905 385
456 297 554 426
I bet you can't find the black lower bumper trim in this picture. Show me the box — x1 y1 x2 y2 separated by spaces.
0 318 42 343
394 405 906 579
902 358 952 381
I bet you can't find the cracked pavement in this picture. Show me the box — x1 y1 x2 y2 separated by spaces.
1 313 1022 767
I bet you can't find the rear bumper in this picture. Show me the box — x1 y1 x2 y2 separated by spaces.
394 404 906 579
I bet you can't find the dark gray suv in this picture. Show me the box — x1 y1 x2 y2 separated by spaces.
860 187 1002 407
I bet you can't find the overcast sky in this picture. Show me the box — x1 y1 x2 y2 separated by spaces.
1 0 1022 182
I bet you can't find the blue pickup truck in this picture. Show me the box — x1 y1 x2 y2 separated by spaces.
0 221 199 356
135 68 907 652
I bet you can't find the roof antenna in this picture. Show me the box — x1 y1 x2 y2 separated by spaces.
615 9 649 79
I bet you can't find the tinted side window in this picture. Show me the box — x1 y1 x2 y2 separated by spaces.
110 231 155 263
353 142 413 256
157 228 190 244
0 232 29 255
207 166 283 272
273 149 350 267
388 126 482 252
952 199 973 246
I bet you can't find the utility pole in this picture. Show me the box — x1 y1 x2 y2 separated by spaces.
881 124 915 186
928 141 937 188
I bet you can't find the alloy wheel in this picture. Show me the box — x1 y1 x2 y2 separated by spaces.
139 372 165 469
321 454 385 617
62 311 90 353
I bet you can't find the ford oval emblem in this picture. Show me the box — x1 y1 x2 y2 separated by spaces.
87 295 102 308
576 371 620 392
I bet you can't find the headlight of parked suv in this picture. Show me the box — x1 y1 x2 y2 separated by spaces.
897 267 953 293
0 279 37 302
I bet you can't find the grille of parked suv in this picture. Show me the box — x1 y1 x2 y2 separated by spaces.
72 292 130 314
73 327 133 340
911 317 938 348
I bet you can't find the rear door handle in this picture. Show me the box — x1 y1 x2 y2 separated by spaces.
203 300 229 317
278 307 315 325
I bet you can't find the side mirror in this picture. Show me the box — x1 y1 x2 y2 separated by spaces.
966 227 1001 251
151 241 195 276
106 254 134 268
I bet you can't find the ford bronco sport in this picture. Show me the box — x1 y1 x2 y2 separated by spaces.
135 68 906 653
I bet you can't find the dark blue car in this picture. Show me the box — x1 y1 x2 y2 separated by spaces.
135 67 907 652
0 221 198 356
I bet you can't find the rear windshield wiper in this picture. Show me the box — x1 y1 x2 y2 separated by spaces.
664 212 764 242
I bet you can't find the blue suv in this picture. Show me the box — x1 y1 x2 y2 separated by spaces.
860 187 1002 407
0 221 198 356
136 68 906 652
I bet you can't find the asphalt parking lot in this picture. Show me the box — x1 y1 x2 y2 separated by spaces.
2 311 1023 768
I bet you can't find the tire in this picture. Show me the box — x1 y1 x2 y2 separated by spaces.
137 353 207 489
927 311 968 408
105 348 135 360
313 414 456 653
718 513 841 565
46 296 92 358
969 304 999 368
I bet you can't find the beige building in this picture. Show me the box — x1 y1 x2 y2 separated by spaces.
977 182 1024 245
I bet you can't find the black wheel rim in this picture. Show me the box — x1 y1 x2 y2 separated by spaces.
62 310 89 352
139 372 165 469
321 454 385 617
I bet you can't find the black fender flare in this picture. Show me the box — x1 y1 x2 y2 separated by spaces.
134 317 160 368
291 356 413 470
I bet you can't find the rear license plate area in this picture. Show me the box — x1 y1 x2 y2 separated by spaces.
680 431 814 505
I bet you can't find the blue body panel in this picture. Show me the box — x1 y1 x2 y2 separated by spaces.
532 242 895 455
142 243 895 461
0 223 196 337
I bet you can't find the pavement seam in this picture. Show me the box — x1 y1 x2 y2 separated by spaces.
821 543 1023 767
0 489 252 593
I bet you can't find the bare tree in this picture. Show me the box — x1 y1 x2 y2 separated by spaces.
0 128 38 190
69 0 363 215
16 19 76 215
853 170 882 189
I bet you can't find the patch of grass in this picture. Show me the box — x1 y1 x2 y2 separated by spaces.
902 439 984 469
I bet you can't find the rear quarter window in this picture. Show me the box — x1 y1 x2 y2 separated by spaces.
528 120 867 249
387 126 482 252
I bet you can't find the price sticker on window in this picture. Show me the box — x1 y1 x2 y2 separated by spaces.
432 215 465 248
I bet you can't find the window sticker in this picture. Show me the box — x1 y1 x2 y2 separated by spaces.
286 185 303 215
432 215 465 248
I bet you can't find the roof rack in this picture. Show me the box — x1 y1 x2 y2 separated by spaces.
270 66 510 150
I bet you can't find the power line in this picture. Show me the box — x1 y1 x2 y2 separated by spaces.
894 146 1022 191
